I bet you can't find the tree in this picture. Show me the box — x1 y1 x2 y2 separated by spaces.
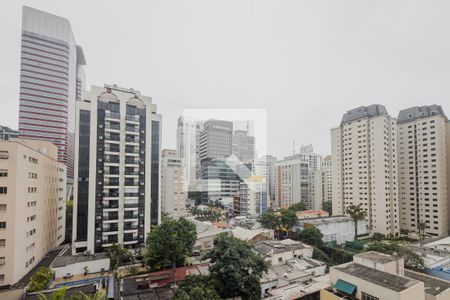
293 227 323 247
107 243 131 270
258 210 279 231
345 204 366 240
366 242 424 270
28 267 54 292
205 233 269 299
173 275 221 300
145 217 197 284
279 208 297 231
37 287 67 300
322 201 332 215
288 202 307 212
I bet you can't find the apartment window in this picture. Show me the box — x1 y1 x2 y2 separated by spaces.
0 274 4 282
0 169 7 177
0 257 4 265
0 151 8 159
0 239 5 247
0 187 7 194
0 222 5 229
0 204 5 211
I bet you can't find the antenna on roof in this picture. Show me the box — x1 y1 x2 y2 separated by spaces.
293 140 296 155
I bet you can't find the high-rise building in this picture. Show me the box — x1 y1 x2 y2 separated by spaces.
0 139 66 287
299 144 322 172
0 126 19 141
176 116 202 191
331 105 399 236
161 149 186 219
232 130 255 163
199 120 233 161
397 105 450 238
72 85 160 254
311 155 332 211
239 176 268 217
273 155 310 209
18 6 86 182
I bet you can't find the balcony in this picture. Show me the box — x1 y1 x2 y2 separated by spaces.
124 180 139 187
104 180 120 187
124 213 139 220
125 126 139 135
105 146 120 153
105 134 120 142
125 158 139 165
103 192 119 198
102 202 119 209
124 192 139 198
125 137 139 144
105 112 120 120
125 170 139 176
124 235 138 242
103 214 119 221
102 236 118 245
124 224 139 230
124 203 139 208
104 157 120 164
105 123 120 131
103 226 119 233
125 115 139 123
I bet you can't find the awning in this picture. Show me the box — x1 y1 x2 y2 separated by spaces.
335 279 356 295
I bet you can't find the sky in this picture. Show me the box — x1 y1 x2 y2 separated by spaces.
2 0 450 159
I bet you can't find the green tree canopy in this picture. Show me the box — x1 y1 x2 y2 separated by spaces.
28 267 54 292
279 208 297 231
293 227 324 247
107 243 132 270
205 233 269 300
258 210 279 231
322 201 332 215
145 217 197 283
173 275 221 300
288 202 307 212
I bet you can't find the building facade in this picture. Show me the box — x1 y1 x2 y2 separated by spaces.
331 105 399 236
161 149 186 219
72 85 160 254
176 116 202 192
232 130 255 164
273 155 310 209
18 6 86 181
397 105 450 238
239 176 268 217
0 126 19 141
0 139 66 287
199 120 233 161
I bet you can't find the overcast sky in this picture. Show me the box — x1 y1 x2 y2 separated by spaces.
2 0 450 158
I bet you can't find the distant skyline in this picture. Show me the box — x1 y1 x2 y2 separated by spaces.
2 1 450 158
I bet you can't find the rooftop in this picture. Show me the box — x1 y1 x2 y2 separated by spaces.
254 239 308 256
341 105 388 125
297 215 354 225
52 253 109 268
405 270 450 296
334 263 420 292
398 105 447 124
354 251 398 264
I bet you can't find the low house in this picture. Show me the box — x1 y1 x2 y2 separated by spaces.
322 251 450 300
254 239 313 266
294 215 368 245
231 226 274 245
296 210 329 219
51 253 110 278
192 219 230 251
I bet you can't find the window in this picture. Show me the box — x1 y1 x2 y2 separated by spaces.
362 292 379 300
0 222 5 229
0 169 7 177
0 204 5 211
0 151 8 159
0 187 7 194
0 257 4 265
0 239 5 247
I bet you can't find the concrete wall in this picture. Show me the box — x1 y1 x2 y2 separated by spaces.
53 258 110 278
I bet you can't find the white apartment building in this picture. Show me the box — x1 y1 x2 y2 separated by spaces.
274 155 310 209
72 84 161 254
0 139 66 287
161 149 186 219
299 144 322 172
239 175 268 217
331 105 399 236
397 105 450 238
176 116 202 191
311 155 332 210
